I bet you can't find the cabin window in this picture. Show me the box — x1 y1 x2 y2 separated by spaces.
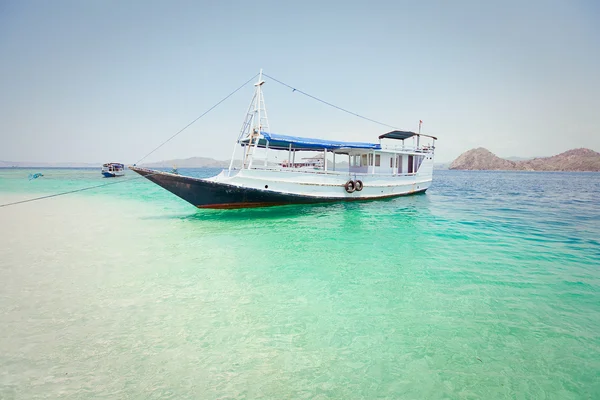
375 155 380 167
408 155 414 173
397 155 403 173
415 155 424 171
390 157 393 168
368 154 373 166
361 154 368 166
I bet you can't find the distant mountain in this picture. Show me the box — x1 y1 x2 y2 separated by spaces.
141 157 231 168
0 157 230 169
449 148 600 171
449 148 517 170
505 156 534 162
0 160 101 168
517 149 600 171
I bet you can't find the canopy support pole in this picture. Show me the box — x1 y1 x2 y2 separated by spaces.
372 151 375 175
239 146 247 171
264 140 269 167
324 149 327 171
349 154 351 174
228 144 238 175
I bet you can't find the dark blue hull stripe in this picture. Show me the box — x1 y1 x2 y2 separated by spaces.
130 167 426 209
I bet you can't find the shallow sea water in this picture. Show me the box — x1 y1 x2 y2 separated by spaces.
0 168 599 399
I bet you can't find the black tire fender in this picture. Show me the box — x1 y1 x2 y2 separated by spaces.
344 180 355 193
354 180 363 191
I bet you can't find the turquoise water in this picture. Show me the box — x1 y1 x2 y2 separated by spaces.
1 168 599 399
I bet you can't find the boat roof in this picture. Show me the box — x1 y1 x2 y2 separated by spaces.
240 131 381 151
379 130 438 141
103 162 124 167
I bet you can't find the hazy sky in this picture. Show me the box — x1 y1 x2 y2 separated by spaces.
1 0 598 163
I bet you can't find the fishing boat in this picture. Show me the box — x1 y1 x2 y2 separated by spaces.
130 73 437 209
101 163 125 178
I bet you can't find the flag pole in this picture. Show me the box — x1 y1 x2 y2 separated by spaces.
419 120 422 135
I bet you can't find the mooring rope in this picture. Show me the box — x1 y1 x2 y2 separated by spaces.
0 74 259 209
1 71 400 209
0 174 154 208
135 73 259 165
262 73 400 130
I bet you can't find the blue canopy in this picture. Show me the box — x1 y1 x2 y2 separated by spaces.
240 131 381 151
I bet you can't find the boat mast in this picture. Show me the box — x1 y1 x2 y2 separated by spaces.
245 70 270 169
228 70 270 173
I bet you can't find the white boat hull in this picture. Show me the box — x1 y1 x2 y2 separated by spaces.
130 156 434 208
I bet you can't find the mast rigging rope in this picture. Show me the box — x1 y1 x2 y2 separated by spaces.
0 74 259 209
135 73 259 165
262 73 400 130
1 71 399 209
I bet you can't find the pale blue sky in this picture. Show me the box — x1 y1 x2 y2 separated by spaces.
1 0 598 163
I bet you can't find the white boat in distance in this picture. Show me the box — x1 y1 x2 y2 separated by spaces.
102 162 125 177
130 72 437 209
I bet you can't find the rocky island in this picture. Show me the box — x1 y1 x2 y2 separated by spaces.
449 148 600 171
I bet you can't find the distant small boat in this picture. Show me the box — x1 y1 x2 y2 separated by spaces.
101 163 125 178
28 173 43 181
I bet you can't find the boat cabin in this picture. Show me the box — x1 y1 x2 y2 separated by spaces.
234 130 436 177
227 72 436 178
102 162 124 172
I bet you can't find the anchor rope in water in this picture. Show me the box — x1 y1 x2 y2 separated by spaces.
0 174 157 208
262 73 400 130
1 72 399 209
0 74 259 209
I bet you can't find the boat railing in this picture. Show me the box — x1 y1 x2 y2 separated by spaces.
380 144 435 153
247 165 420 177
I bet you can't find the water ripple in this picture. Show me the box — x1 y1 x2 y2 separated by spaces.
0 169 599 398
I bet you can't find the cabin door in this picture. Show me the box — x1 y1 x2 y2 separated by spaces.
397 155 403 173
407 155 414 173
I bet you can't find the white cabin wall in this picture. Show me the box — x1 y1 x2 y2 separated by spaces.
381 154 396 175
367 153 435 175
416 154 434 178
402 156 409 173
